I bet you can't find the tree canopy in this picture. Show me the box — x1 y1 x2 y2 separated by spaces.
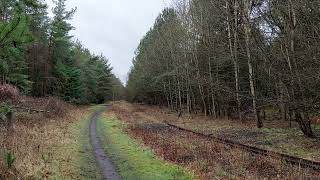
0 0 122 104
127 0 320 137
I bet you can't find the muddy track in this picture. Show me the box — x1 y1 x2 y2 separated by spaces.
165 122 320 171
89 108 121 180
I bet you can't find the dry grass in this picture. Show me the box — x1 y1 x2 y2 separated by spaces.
110 101 320 161
108 101 320 179
0 104 91 179
0 84 19 103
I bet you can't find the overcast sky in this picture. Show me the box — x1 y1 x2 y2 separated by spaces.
46 0 169 84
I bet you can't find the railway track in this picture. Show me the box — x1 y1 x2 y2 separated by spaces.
165 122 320 171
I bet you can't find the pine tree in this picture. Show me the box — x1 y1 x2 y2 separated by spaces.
0 0 34 94
49 0 77 99
0 0 118 104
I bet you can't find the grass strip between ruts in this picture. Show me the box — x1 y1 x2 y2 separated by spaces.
97 115 195 180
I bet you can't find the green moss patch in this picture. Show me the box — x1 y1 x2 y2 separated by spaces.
97 116 194 180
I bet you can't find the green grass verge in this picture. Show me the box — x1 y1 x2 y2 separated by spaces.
97 116 195 180
49 109 101 180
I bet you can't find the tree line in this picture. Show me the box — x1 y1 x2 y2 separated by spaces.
0 0 123 104
127 0 320 137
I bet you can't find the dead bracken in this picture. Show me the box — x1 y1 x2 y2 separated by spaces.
108 101 320 179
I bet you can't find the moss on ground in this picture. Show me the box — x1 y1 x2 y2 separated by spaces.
49 109 101 179
97 115 195 180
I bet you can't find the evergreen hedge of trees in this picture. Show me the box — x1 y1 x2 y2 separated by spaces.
127 0 320 137
0 0 121 104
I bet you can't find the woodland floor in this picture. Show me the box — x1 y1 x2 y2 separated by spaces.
172 112 320 162
108 101 320 179
0 105 102 179
0 103 193 179
1 101 319 179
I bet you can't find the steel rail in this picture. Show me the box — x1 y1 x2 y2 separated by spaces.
165 122 320 171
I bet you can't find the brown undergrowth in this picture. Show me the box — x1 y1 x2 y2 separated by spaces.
0 99 90 179
110 101 320 161
108 101 320 179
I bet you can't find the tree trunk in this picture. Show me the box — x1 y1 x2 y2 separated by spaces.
208 58 217 118
287 0 314 137
243 0 262 128
227 0 242 121
279 81 287 121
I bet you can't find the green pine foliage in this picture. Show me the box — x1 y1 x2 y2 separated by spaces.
0 0 116 104
0 0 34 94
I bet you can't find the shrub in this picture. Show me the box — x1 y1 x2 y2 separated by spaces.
0 84 19 103
0 103 13 125
44 97 68 117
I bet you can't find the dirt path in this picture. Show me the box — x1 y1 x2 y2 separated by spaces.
89 108 121 180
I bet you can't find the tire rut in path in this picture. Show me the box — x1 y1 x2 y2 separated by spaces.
89 108 121 180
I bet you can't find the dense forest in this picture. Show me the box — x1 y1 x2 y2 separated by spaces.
1 1 320 179
1 0 319 137
0 0 123 104
127 0 320 137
